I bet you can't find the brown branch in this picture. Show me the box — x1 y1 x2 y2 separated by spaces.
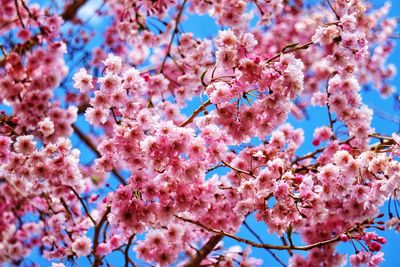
176 215 358 251
0 35 39 67
266 41 314 63
326 0 340 20
183 234 223 267
179 99 211 127
61 0 87 21
69 186 96 225
72 124 101 158
124 235 136 267
3 176 36 207
292 137 354 165
280 236 293 256
72 123 127 185
92 206 111 267
221 160 255 177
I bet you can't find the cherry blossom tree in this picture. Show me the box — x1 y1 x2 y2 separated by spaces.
1 0 400 266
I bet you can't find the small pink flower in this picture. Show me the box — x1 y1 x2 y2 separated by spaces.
313 126 333 143
72 236 92 257
369 252 384 266
241 32 258 52
17 29 32 41
72 68 93 93
99 73 121 93
216 29 237 48
85 107 109 125
311 92 328 107
14 135 36 154
103 53 123 73
38 117 55 137
96 243 110 256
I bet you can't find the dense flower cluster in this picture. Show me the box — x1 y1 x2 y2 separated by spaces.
0 0 399 266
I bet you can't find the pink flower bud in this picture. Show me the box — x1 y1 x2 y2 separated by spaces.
340 234 349 242
376 237 387 244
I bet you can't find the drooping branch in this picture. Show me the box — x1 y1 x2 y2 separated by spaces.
266 41 314 63
176 215 359 252
69 186 96 225
14 0 25 29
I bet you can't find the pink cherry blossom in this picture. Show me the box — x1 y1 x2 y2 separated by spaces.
73 68 94 93
72 236 92 257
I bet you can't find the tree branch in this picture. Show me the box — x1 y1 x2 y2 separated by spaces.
325 71 338 130
159 0 187 73
69 186 96 225
179 99 211 127
61 0 87 21
124 235 136 267
266 41 314 63
292 137 354 165
176 215 358 252
183 234 223 267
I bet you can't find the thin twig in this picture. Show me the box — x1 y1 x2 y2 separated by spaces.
292 137 354 165
179 99 211 127
266 41 314 63
183 234 223 267
69 186 96 225
221 160 254 177
325 71 338 130
176 215 358 251
243 221 287 267
326 0 340 20
159 0 187 73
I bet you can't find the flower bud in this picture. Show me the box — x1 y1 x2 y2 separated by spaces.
340 234 349 242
